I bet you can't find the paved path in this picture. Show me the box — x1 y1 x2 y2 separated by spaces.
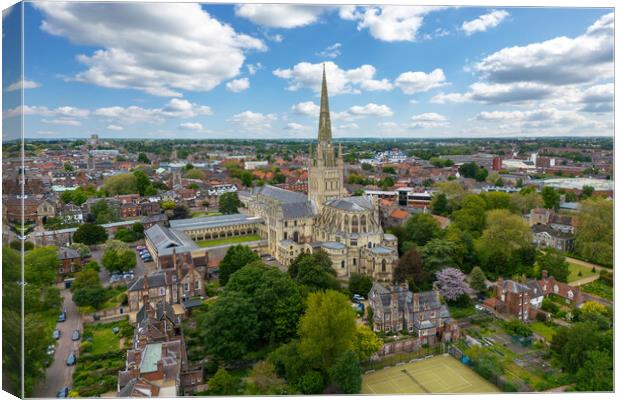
564 256 608 272
32 290 82 398
569 274 600 287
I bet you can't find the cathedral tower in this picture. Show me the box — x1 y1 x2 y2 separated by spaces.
308 65 345 209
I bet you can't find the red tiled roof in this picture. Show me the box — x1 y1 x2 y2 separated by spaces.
390 209 409 220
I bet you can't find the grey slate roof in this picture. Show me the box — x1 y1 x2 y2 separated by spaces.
368 245 395 255
145 224 199 256
169 213 263 230
526 279 544 297
501 280 530 294
281 201 316 219
251 184 308 204
58 247 80 260
128 272 169 292
325 196 373 212
532 224 574 239
321 241 346 250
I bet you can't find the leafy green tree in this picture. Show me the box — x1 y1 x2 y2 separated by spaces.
137 152 150 164
208 367 239 395
219 192 242 214
444 225 477 272
481 191 512 211
133 170 152 196
219 245 260 286
24 246 59 286
575 198 613 266
297 371 325 394
382 166 396 174
421 238 457 273
352 325 383 362
170 204 190 220
245 361 289 395
240 171 254 187
347 273 373 298
452 195 487 235
102 173 138 195
73 285 107 310
404 213 441 246
541 186 561 210
298 290 357 369
574 350 612 391
536 249 569 282
73 223 108 245
89 199 119 224
184 168 205 180
114 228 138 243
202 291 259 363
394 246 432 291
288 252 340 292
267 340 308 387
161 200 176 210
475 209 532 277
430 192 448 215
328 350 362 394
69 242 91 258
101 240 136 273
469 266 487 293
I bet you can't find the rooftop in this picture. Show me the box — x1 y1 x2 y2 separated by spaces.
169 213 263 230
140 343 162 374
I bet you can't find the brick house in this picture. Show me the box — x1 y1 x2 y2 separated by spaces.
368 282 459 343
490 278 532 321
539 270 584 306
57 246 82 282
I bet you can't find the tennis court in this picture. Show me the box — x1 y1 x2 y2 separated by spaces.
362 354 500 394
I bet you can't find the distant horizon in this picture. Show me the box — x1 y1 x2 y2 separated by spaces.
2 3 613 140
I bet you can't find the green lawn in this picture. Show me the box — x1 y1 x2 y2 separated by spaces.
581 280 613 301
566 262 597 283
197 234 262 248
82 319 133 355
191 211 223 218
530 321 557 342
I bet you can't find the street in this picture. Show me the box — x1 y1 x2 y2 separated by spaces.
32 289 81 398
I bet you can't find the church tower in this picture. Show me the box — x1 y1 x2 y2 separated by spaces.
308 65 345 210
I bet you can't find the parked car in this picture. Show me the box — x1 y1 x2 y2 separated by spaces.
53 329 61 340
136 246 145 250
66 352 76 366
57 387 69 398
46 344 55 356
71 329 81 341
58 312 66 322
123 273 134 280
352 294 364 303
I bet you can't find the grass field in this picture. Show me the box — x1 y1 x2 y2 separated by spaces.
530 321 557 342
567 262 597 283
197 234 262 248
362 355 499 394
191 211 223 218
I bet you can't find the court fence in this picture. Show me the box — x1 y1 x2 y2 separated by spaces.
363 342 446 371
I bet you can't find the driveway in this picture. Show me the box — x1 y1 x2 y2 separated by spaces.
32 290 81 398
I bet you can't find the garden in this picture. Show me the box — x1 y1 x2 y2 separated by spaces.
70 319 133 397
197 234 262 248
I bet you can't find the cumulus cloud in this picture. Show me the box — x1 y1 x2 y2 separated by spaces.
408 112 449 129
291 101 392 120
42 118 82 126
292 101 320 116
474 12 613 85
179 122 204 131
94 99 212 124
395 69 447 94
247 63 263 75
229 110 277 131
316 43 342 58
461 10 509 36
106 124 123 131
339 6 445 42
226 78 250 92
6 105 90 118
431 82 556 104
579 83 613 113
285 122 310 132
347 103 393 117
33 2 266 96
6 79 41 92
274 61 392 95
235 4 326 28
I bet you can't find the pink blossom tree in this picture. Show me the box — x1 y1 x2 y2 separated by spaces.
435 268 470 301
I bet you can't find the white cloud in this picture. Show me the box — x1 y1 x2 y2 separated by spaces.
247 63 263 75
285 122 309 131
179 122 204 131
235 4 326 28
274 61 392 95
42 118 82 126
291 101 320 116
377 121 399 129
338 123 359 130
408 112 449 129
347 103 393 117
579 83 613 113
226 78 250 93
106 124 123 131
317 42 342 58
6 79 41 92
474 12 613 85
395 69 447 94
461 10 509 36
431 82 555 104
94 99 212 124
339 6 445 42
229 110 277 131
7 105 90 118
33 2 266 96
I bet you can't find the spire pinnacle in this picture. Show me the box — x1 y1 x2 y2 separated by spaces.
318 65 332 143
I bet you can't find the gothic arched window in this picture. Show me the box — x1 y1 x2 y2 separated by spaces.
381 259 387 272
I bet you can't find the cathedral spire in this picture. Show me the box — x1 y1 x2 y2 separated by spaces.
318 64 332 144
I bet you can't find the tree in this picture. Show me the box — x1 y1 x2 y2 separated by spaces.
502 318 532 337
219 192 241 214
133 170 152 196
298 290 357 369
394 247 432 291
541 186 561 210
132 222 145 235
382 166 396 174
245 361 288 395
208 367 238 395
137 152 150 164
23 246 59 286
452 195 487 235
352 325 383 362
219 245 260 286
88 199 119 224
170 204 190 220
430 192 448 215
347 273 373 297
63 161 74 171
73 285 107 310
161 200 176 210
328 350 362 394
580 185 594 200
475 209 532 276
435 268 470 302
536 249 569 282
288 252 340 292
101 240 136 273
69 242 91 258
297 371 324 394
421 238 457 273
469 267 487 293
403 213 441 246
202 291 259 363
267 340 308 388
114 228 138 243
481 192 512 211
184 168 205 180
102 173 138 195
575 198 613 266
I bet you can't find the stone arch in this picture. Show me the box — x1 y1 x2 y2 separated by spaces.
360 214 367 233
381 259 387 272
293 231 300 243
352 215 359 233
344 214 349 231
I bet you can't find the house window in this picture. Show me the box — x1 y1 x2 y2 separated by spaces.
341 260 345 269
194 281 200 290
59 267 64 274
381 259 386 272
353 258 357 266
184 283 189 291
159 287 165 296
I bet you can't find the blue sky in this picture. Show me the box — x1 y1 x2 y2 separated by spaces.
2 3 614 139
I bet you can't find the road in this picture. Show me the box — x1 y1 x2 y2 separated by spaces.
32 290 81 398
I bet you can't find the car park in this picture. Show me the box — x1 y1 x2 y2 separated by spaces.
53 329 61 340
72 329 81 341
57 387 69 398
66 352 76 366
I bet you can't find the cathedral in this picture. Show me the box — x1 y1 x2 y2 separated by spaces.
241 67 398 282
